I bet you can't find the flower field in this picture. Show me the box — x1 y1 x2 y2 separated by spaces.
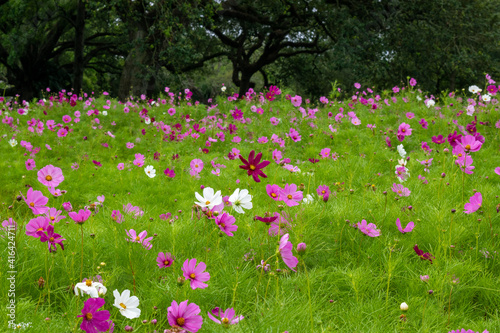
1 79 499 332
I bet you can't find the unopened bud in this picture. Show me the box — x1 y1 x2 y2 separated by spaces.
400 302 409 311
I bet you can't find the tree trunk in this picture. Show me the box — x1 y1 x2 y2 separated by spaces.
73 0 85 95
118 28 154 101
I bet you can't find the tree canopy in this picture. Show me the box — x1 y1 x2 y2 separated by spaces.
0 0 498 100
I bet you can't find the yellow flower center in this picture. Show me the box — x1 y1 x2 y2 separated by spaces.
397 190 402 194
120 303 127 309
271 193 277 198
402 129 406 132
135 236 140 242
37 227 43 231
249 164 256 170
45 175 52 181
205 201 210 205
465 144 471 150
222 318 229 324
50 216 55 221
458 153 462 157
287 194 292 200
85 313 93 321
176 317 185 326
321 190 325 194
30 202 35 207
189 273 196 279
49 237 54 242
164 260 170 266
220 223 226 228
195 164 199 168
86 280 92 287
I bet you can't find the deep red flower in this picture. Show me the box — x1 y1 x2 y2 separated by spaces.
254 215 278 225
239 150 270 182
413 244 434 264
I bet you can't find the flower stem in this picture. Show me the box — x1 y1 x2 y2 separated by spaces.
447 285 454 326
303 260 314 333
80 225 84 282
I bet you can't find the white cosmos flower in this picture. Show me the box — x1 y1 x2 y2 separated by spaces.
195 187 222 209
74 280 107 298
221 86 226 92
102 111 108 116
397 144 406 158
8 139 17 147
145 117 151 125
416 96 422 101
469 85 482 94
113 289 141 319
144 165 156 178
228 188 252 214
466 104 475 116
425 99 435 108
482 94 491 102
303 194 314 204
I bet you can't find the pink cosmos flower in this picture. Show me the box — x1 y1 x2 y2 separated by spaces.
167 300 203 333
207 307 244 326
406 112 415 119
320 148 330 158
459 135 482 152
182 258 210 290
62 115 72 123
464 192 482 214
111 210 123 223
62 202 72 211
156 252 174 268
395 166 410 182
37 224 66 252
190 159 204 173
57 128 68 137
456 154 475 174
123 203 144 218
77 297 111 333
45 207 65 224
398 122 412 137
37 164 64 187
396 218 414 233
268 212 291 236
26 159 36 171
279 233 298 272
117 163 124 170
392 183 411 197
22 187 49 215
68 209 92 224
215 212 238 236
26 216 50 237
495 167 500 176
126 229 153 250
290 95 302 107
279 183 303 207
126 142 134 149
356 220 381 237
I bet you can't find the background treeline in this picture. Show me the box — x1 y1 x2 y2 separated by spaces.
0 0 499 101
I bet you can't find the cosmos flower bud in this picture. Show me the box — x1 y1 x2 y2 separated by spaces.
322 193 329 203
177 276 185 286
200 185 205 190
441 173 446 178
443 148 449 153
151 319 157 325
400 302 408 311
383 191 387 195
298 183 305 191
428 290 434 295
451 209 456 213
297 243 307 254
124 326 134 332
16 195 22 201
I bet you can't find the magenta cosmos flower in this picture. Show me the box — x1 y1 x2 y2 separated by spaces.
182 258 210 290
207 307 244 326
279 183 303 207
111 210 123 223
37 164 64 187
22 187 49 215
157 252 174 268
266 184 282 201
356 220 381 237
448 329 489 333
77 297 111 333
459 135 482 152
37 224 66 252
279 233 298 272
190 159 204 173
239 150 270 182
69 209 92 224
316 185 331 197
26 159 36 171
396 218 414 233
392 183 411 197
215 212 238 236
464 192 482 214
167 300 203 333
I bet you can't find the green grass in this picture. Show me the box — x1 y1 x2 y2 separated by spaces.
0 87 499 332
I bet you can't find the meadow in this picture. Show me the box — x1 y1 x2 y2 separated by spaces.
0 79 499 333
